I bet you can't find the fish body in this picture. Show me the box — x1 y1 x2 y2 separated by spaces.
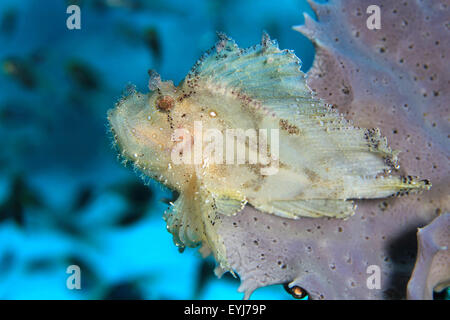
108 33 430 269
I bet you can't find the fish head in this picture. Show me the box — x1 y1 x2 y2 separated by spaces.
107 79 177 177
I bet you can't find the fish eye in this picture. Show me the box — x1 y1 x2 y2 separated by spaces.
283 283 309 299
156 95 174 112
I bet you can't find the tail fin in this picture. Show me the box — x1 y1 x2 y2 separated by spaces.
392 175 432 196
350 175 431 199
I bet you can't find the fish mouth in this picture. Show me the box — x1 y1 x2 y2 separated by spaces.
107 91 149 158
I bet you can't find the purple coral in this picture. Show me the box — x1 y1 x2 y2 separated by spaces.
215 0 449 299
407 213 449 300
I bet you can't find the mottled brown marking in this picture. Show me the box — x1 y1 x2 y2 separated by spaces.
242 179 262 192
304 168 319 183
167 113 174 129
279 162 289 169
248 163 264 175
279 119 300 135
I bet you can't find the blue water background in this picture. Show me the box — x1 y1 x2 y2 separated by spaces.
0 0 315 299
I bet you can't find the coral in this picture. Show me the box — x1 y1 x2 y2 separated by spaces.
407 213 449 299
214 0 449 299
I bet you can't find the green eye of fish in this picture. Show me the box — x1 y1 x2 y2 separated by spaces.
156 95 174 111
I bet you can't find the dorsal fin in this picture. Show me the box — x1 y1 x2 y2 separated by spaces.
183 32 312 114
181 32 344 129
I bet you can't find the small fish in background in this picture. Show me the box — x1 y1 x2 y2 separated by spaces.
107 33 431 272
2 57 36 89
103 280 144 300
109 180 154 207
65 59 100 91
0 7 17 37
114 22 162 66
193 259 216 299
71 185 95 212
25 257 57 273
142 27 162 65
0 175 43 227
0 100 33 126
108 180 154 227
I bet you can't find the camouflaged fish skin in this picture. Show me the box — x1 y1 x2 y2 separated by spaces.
107 33 430 272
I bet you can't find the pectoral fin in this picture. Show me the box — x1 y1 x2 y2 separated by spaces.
213 195 247 216
253 199 356 219
163 192 204 249
163 183 236 273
